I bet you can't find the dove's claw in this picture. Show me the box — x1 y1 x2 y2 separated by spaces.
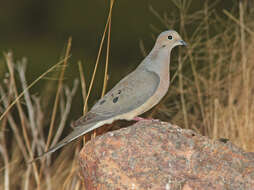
133 117 159 122
133 116 145 121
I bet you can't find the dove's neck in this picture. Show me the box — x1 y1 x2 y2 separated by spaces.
140 47 172 78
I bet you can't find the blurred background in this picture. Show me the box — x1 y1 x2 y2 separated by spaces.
1 0 254 189
0 0 237 118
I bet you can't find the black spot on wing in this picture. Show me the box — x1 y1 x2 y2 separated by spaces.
99 100 106 105
71 112 97 128
113 97 119 103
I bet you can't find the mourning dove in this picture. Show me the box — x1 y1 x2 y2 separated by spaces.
39 30 186 158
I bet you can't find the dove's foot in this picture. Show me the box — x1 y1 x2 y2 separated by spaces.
133 117 159 122
133 117 145 121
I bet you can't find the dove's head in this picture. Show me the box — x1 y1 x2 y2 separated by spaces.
155 30 186 50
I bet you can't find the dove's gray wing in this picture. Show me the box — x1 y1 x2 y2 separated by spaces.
89 68 161 118
44 68 161 155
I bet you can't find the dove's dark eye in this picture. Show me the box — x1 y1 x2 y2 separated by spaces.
168 35 173 40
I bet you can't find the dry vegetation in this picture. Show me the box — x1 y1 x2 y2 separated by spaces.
149 0 254 151
1 0 254 189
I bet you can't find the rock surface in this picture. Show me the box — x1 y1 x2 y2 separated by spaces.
79 120 254 190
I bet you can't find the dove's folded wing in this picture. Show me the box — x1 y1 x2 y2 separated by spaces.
45 69 160 154
89 68 160 118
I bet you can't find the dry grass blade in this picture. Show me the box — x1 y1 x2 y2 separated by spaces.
178 4 189 129
148 0 254 152
45 37 72 152
223 9 254 36
37 37 72 183
51 79 79 146
0 55 71 122
4 53 41 186
0 51 71 189
17 61 44 156
101 0 114 97
239 1 249 150
0 88 29 160
83 0 115 111
78 61 88 115
0 145 9 190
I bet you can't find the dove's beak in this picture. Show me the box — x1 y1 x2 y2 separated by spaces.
179 40 187 46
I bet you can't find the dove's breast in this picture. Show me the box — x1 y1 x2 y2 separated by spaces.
116 67 170 120
129 68 170 116
123 52 171 118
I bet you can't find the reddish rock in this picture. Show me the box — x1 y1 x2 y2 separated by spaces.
79 120 254 190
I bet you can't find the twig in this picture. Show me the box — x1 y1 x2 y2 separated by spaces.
178 4 189 129
0 145 9 190
223 9 254 36
32 95 46 146
24 164 32 190
0 89 28 160
17 60 43 155
0 54 71 122
239 1 249 150
4 53 30 155
4 53 41 186
101 0 114 97
139 39 147 58
51 79 79 146
78 61 88 115
45 37 72 152
84 0 115 111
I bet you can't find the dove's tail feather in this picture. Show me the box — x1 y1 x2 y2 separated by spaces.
47 121 104 154
28 119 109 164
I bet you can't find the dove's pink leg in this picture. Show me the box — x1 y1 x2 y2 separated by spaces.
133 117 146 121
133 117 159 122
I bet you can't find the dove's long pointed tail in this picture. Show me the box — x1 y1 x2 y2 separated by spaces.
48 121 103 154
28 120 107 164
